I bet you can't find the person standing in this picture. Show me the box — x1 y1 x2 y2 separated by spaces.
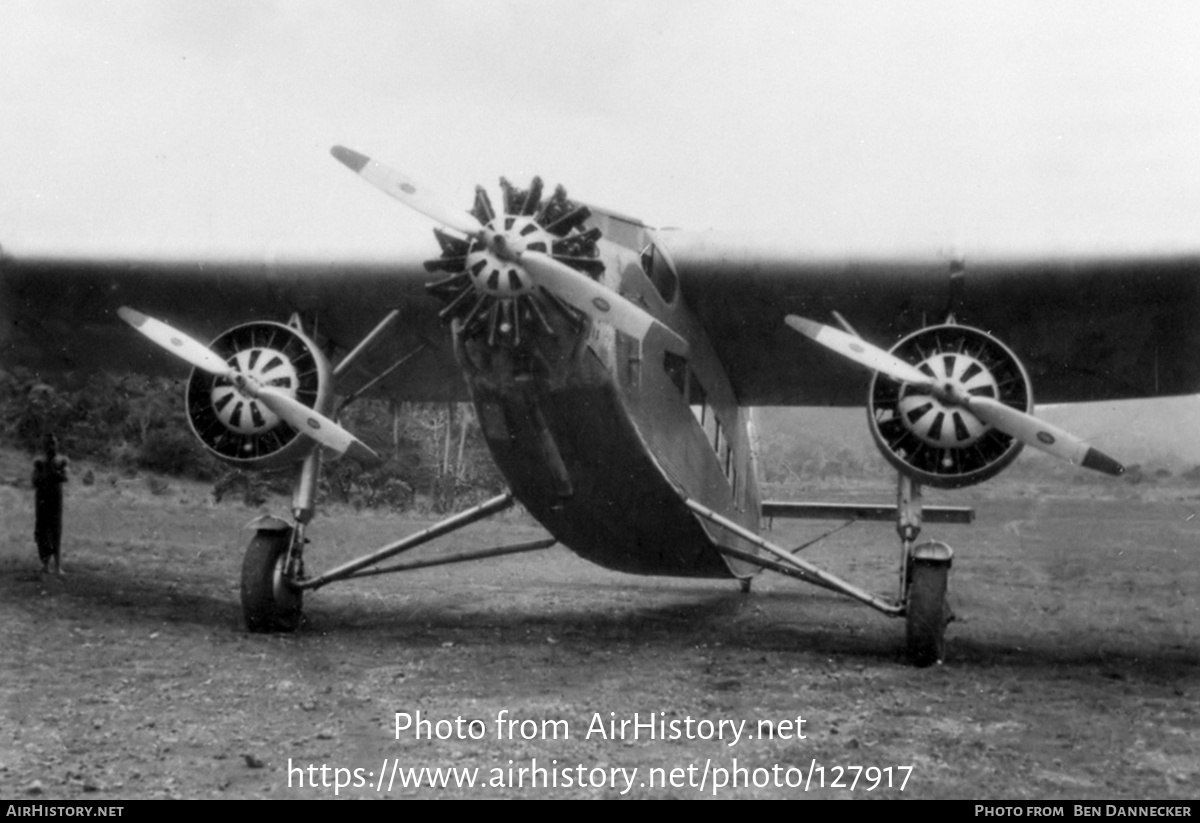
32 433 69 575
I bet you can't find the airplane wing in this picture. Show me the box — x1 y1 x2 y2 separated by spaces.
5 236 1200 408
663 232 1200 406
0 249 467 401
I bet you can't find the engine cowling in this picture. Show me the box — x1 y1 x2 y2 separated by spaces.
185 322 332 470
868 324 1032 488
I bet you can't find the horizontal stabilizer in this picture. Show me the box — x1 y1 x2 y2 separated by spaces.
761 501 975 525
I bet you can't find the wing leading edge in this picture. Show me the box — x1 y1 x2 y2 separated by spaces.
7 236 1200 408
662 232 1200 406
0 249 467 402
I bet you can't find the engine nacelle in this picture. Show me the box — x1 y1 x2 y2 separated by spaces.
868 324 1032 489
186 322 332 470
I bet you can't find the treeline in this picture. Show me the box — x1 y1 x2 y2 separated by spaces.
0 367 504 511
753 415 1195 488
6 368 1187 509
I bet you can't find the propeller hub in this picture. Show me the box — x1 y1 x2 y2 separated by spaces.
465 216 553 299
418 173 615 349
212 347 299 436
898 350 998 450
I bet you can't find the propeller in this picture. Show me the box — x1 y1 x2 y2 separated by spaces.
786 314 1124 476
117 307 378 464
330 145 687 354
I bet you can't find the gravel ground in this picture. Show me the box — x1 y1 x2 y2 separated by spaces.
2 457 1198 799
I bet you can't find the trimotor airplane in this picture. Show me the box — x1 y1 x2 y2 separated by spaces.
4 146 1197 665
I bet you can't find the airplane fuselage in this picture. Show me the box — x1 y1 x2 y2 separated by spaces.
459 210 762 579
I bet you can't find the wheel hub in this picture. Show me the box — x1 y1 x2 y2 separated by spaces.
272 551 301 609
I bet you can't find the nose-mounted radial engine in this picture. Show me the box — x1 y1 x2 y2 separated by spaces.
328 146 689 516
424 179 604 349
329 146 687 359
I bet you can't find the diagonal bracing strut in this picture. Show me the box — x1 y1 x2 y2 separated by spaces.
298 492 520 590
683 498 904 616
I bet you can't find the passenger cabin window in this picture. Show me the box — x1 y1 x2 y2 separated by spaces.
687 373 707 427
664 351 688 397
640 243 679 304
665 360 738 491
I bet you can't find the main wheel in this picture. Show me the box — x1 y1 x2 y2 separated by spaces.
906 551 951 666
241 530 303 632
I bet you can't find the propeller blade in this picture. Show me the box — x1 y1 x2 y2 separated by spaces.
117 306 233 376
964 396 1124 476
785 315 933 387
519 250 688 354
251 386 379 464
330 145 484 237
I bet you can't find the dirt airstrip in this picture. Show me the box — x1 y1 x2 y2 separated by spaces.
2 451 1198 799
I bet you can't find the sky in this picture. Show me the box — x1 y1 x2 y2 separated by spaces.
3 1 1200 258
4 0 1200 461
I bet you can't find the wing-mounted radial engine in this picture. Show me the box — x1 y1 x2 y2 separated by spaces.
786 314 1124 481
867 324 1030 488
186 320 333 470
424 179 604 350
116 307 375 466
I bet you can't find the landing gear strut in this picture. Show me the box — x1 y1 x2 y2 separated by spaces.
239 481 557 631
232 307 561 633
687 470 965 666
241 447 319 632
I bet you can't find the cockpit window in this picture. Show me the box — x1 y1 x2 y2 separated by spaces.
640 243 678 305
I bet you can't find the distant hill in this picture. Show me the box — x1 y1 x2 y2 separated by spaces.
754 395 1200 478
1039 396 1200 470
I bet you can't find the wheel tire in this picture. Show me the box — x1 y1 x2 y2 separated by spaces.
241 530 302 633
906 559 950 667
